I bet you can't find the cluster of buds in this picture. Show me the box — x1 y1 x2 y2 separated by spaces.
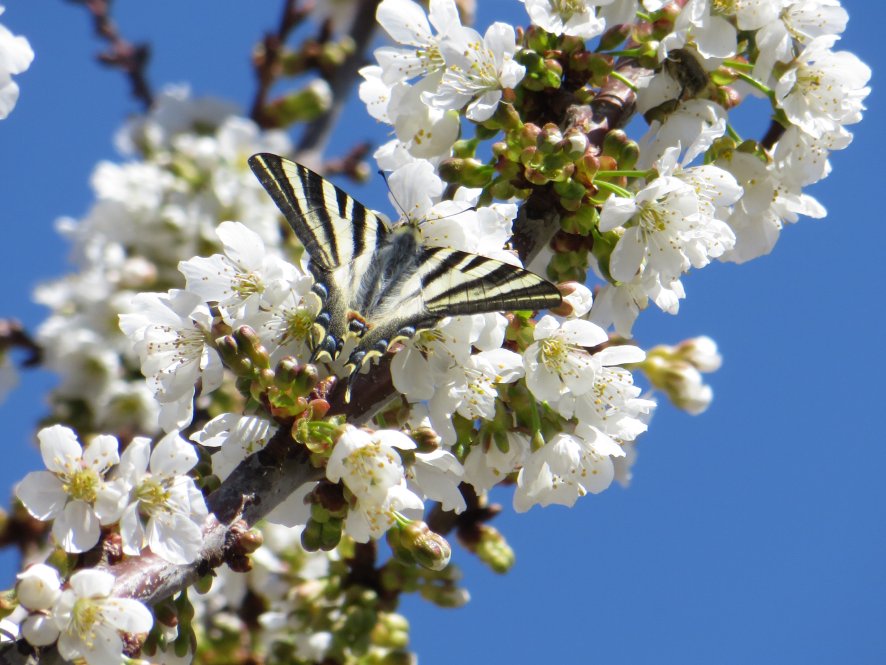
215 325 329 422
301 482 348 552
387 519 452 572
641 336 723 415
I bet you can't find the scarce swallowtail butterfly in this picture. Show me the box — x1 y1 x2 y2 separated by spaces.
248 153 562 400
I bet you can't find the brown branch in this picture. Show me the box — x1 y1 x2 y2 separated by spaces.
250 0 314 128
0 319 42 367
294 0 383 163
67 0 153 109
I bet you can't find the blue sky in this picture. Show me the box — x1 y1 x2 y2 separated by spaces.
1 1 884 663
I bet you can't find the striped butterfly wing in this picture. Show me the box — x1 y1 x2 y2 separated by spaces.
248 153 387 355
248 152 563 399
347 244 563 371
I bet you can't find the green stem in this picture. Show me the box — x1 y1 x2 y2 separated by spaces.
723 59 754 72
594 179 634 199
609 70 638 92
599 48 646 57
726 124 742 143
636 11 653 22
737 72 774 98
596 169 652 179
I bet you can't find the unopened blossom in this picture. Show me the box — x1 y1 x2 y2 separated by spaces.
114 432 208 564
16 425 128 553
513 424 624 512
521 0 607 39
774 36 871 139
119 289 223 431
53 569 153 665
425 22 525 121
16 564 61 612
179 221 302 325
0 6 34 119
523 315 608 403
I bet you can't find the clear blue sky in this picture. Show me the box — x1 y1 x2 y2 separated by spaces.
1 2 884 663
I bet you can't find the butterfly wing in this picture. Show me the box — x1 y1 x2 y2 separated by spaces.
344 245 562 370
248 153 386 357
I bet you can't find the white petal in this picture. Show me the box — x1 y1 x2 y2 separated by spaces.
150 431 198 476
16 472 66 520
69 569 115 597
37 425 82 475
53 502 100 553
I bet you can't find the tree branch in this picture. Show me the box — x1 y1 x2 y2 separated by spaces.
294 0 382 165
67 0 153 110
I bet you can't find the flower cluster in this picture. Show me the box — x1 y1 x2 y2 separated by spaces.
0 0 870 663
16 425 207 564
15 564 152 665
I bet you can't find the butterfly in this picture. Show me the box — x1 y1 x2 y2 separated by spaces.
248 153 562 399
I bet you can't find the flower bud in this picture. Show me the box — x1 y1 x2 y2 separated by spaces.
675 336 722 372
401 521 451 571
233 326 270 370
265 79 332 126
16 564 61 611
21 613 60 647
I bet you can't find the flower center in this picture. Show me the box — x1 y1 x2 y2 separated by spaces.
233 271 265 298
136 477 171 513
552 0 585 20
71 598 101 647
540 338 568 372
64 468 100 503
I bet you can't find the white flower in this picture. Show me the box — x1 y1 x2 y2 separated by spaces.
523 315 608 403
637 100 727 167
16 564 61 612
754 0 848 81
774 36 871 139
190 413 278 481
555 345 656 442
659 0 737 62
0 7 34 119
521 0 607 39
119 289 224 431
391 316 479 401
409 448 466 513
463 431 530 493
114 432 208 564
716 150 825 263
54 569 153 665
513 424 624 512
589 270 686 336
179 221 302 325
429 348 524 443
16 425 128 553
425 22 525 121
374 0 462 84
326 427 424 541
599 155 739 285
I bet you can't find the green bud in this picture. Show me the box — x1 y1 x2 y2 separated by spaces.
437 158 494 187
562 129 589 159
537 123 563 154
553 178 587 202
301 518 323 551
402 521 451 571
194 574 213 595
233 326 270 370
473 524 515 574
265 79 333 126
599 23 631 51
319 518 342 551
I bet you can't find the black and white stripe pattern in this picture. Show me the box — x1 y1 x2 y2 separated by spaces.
248 153 562 397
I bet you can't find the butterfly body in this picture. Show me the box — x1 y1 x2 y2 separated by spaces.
248 153 562 398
